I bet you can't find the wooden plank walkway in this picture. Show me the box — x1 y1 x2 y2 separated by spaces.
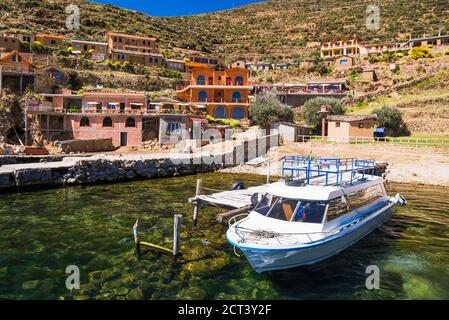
191 185 268 209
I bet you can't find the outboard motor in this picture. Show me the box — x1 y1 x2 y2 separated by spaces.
395 193 407 206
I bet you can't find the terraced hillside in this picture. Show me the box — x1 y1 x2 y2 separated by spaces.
0 0 448 61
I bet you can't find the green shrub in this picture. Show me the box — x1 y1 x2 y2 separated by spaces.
302 97 345 130
409 46 432 60
31 41 50 54
445 49 449 56
249 92 294 129
371 105 408 136
158 68 181 79
206 115 240 127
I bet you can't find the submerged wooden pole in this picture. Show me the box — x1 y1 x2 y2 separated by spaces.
133 219 141 258
173 214 182 256
216 205 253 223
193 179 202 226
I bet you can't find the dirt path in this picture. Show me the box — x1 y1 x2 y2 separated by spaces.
220 142 449 187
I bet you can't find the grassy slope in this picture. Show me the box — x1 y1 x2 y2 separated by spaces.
348 68 449 136
1 0 448 61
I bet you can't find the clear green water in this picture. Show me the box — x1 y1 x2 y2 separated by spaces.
0 173 448 300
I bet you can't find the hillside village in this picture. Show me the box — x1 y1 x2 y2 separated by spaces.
0 0 448 156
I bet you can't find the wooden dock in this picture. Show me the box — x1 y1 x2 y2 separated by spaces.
188 180 269 223
190 184 268 209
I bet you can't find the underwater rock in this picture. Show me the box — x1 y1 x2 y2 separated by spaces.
403 275 440 299
176 286 207 300
126 288 144 300
181 243 216 261
183 253 231 276
22 280 39 290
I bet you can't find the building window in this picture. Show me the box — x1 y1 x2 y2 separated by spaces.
231 107 245 120
198 91 208 102
232 91 242 102
214 106 227 119
336 121 340 128
359 123 365 129
50 39 56 45
149 57 153 63
103 117 113 127
80 117 90 127
75 43 81 48
167 122 181 134
125 117 136 128
155 58 158 63
196 75 205 85
107 103 116 110
235 76 244 85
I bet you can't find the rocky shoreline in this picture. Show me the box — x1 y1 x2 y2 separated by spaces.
0 134 280 190
0 154 232 189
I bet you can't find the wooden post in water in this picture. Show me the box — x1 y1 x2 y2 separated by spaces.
193 179 202 226
133 219 141 258
266 159 271 184
173 214 182 256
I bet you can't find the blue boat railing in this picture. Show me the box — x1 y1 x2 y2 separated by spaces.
281 156 376 186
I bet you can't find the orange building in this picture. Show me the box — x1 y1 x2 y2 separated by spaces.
106 32 163 67
0 50 36 93
34 34 66 47
177 64 252 120
321 38 360 58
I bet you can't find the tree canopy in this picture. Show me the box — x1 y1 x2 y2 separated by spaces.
302 97 346 130
371 105 408 136
249 92 294 129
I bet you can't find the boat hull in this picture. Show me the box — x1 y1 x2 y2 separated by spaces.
234 204 395 273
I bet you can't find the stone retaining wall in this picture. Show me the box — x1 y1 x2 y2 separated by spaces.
0 134 280 190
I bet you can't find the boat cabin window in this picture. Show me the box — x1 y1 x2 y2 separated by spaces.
254 195 300 221
326 184 385 222
254 195 326 223
293 201 327 223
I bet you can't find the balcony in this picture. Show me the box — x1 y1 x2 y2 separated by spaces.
0 65 36 75
191 98 249 104
193 80 247 86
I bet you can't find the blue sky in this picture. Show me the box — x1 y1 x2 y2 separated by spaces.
92 0 265 17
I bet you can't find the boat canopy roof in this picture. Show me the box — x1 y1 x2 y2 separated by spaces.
266 182 341 201
266 177 382 201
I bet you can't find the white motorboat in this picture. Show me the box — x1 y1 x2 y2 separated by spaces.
226 157 406 273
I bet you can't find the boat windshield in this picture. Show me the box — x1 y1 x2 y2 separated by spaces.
254 195 327 223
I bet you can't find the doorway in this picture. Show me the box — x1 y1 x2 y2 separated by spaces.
120 132 127 146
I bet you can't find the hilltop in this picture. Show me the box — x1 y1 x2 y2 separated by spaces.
1 0 448 61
